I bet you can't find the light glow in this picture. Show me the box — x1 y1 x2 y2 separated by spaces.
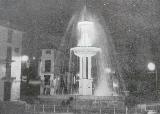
113 81 118 88
21 55 29 62
105 68 111 73
148 62 155 71
33 56 36 60
77 21 95 46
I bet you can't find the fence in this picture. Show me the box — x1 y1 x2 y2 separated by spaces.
137 103 160 113
25 104 70 113
1 101 152 114
24 104 128 114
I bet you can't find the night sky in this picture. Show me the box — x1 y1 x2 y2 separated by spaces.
0 0 160 96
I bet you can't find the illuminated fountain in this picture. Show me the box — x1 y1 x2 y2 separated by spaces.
55 7 125 97
38 7 126 113
71 21 101 95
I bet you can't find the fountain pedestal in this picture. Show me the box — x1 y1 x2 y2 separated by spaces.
79 79 92 95
71 47 101 95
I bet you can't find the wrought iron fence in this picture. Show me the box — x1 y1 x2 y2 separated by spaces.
25 104 71 114
2 101 159 114
24 104 127 114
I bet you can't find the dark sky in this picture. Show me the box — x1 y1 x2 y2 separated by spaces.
0 0 160 93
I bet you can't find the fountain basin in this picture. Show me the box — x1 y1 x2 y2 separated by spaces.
71 47 101 57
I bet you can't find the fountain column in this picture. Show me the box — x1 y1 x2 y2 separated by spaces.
79 56 92 95
88 56 91 79
79 57 83 79
82 57 87 79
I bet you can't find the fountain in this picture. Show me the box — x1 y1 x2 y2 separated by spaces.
38 7 126 114
51 6 126 97
69 16 114 96
71 21 101 95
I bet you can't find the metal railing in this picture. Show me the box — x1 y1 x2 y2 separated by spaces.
0 101 146 114
24 104 127 114
25 104 71 113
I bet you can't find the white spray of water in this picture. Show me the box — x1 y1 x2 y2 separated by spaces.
57 6 120 96
76 8 113 96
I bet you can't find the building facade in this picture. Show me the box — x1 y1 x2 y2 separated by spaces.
39 49 58 95
0 25 23 101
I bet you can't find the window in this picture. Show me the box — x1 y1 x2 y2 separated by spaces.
6 47 12 61
7 29 13 43
46 50 51 54
6 47 12 78
45 60 51 72
14 48 19 53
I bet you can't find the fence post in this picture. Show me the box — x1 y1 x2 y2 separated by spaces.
81 106 83 114
54 105 56 113
135 107 137 114
126 106 128 114
114 106 116 114
25 103 27 111
42 104 45 112
100 107 101 114
34 105 35 111
145 104 146 111
33 104 36 114
67 106 69 112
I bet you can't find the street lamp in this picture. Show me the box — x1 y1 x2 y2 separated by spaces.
21 55 29 62
147 62 158 94
21 55 30 68
148 62 155 71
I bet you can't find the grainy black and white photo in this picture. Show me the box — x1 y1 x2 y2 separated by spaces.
0 0 160 114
